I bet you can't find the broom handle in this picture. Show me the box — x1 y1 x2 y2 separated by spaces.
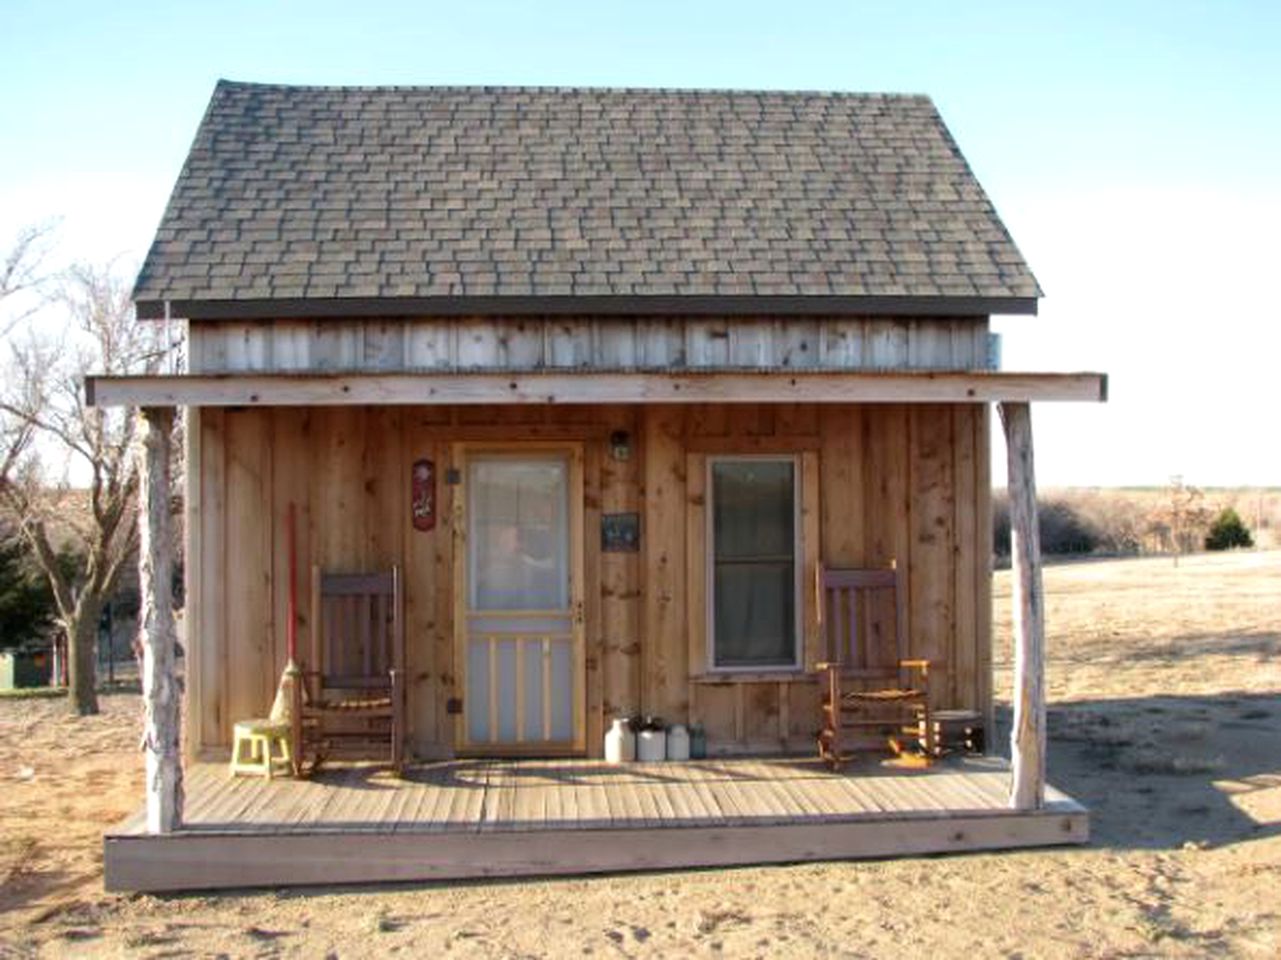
287 502 298 662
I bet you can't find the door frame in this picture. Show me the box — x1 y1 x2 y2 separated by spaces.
451 441 587 756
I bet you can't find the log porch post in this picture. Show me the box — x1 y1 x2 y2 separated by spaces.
999 401 1046 810
139 405 183 833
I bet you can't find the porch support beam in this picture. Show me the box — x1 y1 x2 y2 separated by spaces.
138 406 183 833
85 370 1108 409
999 401 1046 810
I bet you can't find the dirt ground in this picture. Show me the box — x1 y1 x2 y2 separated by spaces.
2 550 1279 958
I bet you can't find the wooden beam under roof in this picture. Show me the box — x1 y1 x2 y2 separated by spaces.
86 370 1108 408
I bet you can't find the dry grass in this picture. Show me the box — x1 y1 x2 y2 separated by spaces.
1 551 1279 957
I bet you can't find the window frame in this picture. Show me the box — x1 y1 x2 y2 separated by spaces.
705 453 804 673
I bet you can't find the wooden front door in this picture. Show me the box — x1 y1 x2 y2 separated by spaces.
454 445 585 755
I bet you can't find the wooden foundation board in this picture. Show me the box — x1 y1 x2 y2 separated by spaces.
105 757 1088 892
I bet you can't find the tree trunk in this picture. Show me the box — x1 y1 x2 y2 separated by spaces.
67 605 101 716
1000 401 1046 811
139 406 182 832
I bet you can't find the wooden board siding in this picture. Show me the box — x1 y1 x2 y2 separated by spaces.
188 402 990 758
188 317 991 375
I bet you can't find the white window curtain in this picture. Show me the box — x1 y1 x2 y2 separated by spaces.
710 458 798 668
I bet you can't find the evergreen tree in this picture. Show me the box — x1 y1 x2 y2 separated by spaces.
1205 507 1253 550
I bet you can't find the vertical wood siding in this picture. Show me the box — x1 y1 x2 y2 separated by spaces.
188 317 991 374
188 402 991 757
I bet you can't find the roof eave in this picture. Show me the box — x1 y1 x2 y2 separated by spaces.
135 294 1040 321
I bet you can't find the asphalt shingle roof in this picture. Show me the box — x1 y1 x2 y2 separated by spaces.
134 82 1041 318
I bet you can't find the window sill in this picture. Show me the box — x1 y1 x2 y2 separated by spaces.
690 671 812 685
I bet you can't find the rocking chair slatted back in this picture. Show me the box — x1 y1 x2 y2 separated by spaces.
312 570 401 690
820 566 906 678
292 565 405 775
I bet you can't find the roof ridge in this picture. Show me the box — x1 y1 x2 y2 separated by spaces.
213 79 935 101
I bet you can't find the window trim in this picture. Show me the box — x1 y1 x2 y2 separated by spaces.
705 453 804 674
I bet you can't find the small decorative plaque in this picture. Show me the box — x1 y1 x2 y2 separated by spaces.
601 512 640 552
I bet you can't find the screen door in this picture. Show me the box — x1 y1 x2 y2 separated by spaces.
459 449 583 752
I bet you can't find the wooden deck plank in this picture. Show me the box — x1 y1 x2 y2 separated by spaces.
114 757 1078 839
928 772 1000 812
832 773 887 816
684 763 729 825
746 774 792 824
635 776 666 826
380 776 420 828
769 769 829 820
265 779 324 833
186 774 241 828
512 768 543 832
609 772 645 825
288 769 358 833
179 766 226 825
420 767 466 831
477 762 503 832
661 772 697 824
204 776 266 829
574 779 603 829
560 774 583 829
391 776 436 832
754 762 815 819
543 771 564 827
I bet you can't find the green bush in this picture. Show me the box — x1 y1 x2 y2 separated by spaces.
1205 507 1253 550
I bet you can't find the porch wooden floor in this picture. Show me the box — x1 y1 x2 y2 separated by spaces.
105 756 1088 892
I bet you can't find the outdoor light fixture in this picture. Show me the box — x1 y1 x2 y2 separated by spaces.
610 430 632 461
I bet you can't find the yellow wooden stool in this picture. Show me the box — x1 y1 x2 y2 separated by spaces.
229 718 292 779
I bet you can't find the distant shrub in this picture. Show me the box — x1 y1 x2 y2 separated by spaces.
1205 508 1253 550
993 495 1100 557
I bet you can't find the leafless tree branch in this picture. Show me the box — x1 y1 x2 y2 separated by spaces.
1 246 177 715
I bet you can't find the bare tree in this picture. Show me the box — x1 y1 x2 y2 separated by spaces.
1 260 173 715
1148 475 1212 567
1 221 59 337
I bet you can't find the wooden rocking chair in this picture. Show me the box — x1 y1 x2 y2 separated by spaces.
816 564 935 770
291 566 405 776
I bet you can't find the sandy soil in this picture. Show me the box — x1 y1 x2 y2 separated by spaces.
2 551 1279 958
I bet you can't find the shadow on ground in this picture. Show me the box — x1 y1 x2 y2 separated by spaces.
994 691 1281 851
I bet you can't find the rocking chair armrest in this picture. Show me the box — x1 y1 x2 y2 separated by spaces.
898 658 931 680
814 661 842 673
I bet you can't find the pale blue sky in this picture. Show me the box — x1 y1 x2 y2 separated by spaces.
2 1 1278 485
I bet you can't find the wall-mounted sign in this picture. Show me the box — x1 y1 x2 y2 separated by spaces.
411 459 436 531
601 512 640 552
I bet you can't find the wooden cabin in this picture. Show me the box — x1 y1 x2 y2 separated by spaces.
90 83 1104 890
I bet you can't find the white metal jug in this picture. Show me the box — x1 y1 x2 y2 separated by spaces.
604 717 636 763
637 728 667 762
666 723 691 761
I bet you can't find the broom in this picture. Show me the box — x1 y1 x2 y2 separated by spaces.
269 503 301 726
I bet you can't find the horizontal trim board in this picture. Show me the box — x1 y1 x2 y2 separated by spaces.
105 807 1087 892
136 294 1039 321
86 371 1107 408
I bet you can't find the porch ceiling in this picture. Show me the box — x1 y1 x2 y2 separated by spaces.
86 369 1107 408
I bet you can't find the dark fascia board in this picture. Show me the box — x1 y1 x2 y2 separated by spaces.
134 294 1039 321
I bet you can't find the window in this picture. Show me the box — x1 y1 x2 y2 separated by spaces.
709 456 799 669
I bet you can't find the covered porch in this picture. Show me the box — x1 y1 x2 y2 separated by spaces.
105 755 1087 892
89 366 1103 891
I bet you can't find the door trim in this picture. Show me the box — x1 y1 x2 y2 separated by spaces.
451 441 586 756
